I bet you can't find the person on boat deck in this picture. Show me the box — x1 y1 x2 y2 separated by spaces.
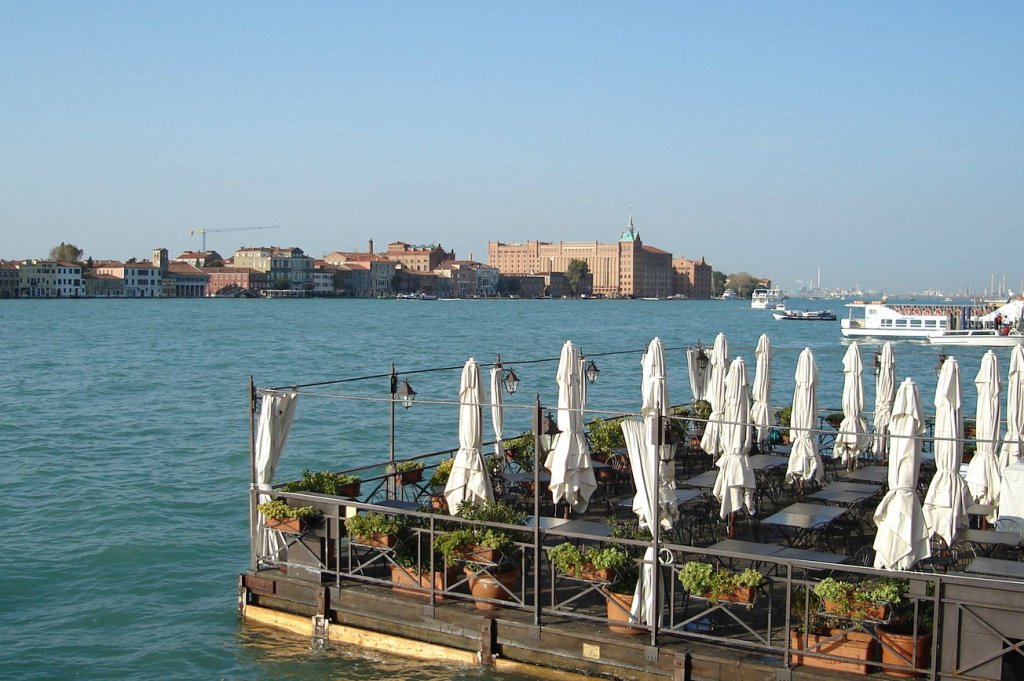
995 313 1004 329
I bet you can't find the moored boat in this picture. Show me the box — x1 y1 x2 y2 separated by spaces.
751 287 785 309
772 308 836 321
928 327 1024 346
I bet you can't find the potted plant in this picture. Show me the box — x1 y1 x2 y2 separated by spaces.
388 460 425 485
813 576 902 621
547 542 631 582
587 417 626 458
874 581 933 678
775 406 793 443
602 562 642 635
257 498 321 534
280 469 362 498
677 561 765 605
346 512 406 549
389 534 457 601
436 500 527 610
503 434 535 471
825 411 845 429
789 591 877 674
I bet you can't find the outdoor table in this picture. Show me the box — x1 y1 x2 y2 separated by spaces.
706 539 783 571
839 466 888 484
528 515 612 538
966 557 1024 580
680 470 719 491
806 486 877 506
774 547 849 565
673 488 702 505
747 454 789 470
956 529 1021 557
826 481 881 494
374 498 419 512
761 502 846 547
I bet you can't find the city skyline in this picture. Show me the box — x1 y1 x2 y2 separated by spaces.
3 2 1022 294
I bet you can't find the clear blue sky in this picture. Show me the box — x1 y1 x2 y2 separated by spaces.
2 1 1022 294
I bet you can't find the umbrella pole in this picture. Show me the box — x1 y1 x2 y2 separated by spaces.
728 511 736 539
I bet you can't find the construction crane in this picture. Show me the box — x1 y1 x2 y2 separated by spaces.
188 225 280 252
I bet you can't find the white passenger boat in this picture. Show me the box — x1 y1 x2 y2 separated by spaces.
927 328 1024 346
751 287 785 309
841 299 1013 339
840 301 950 339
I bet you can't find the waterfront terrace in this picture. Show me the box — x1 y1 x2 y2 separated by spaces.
241 343 1024 681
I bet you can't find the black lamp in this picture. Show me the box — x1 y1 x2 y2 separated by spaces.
503 367 520 395
540 411 561 453
658 415 678 463
873 350 882 376
584 359 600 384
391 370 416 410
695 343 710 371
935 350 948 377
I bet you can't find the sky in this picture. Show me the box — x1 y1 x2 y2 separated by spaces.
2 1 1022 295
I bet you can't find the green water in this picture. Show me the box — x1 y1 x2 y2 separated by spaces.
0 298 998 679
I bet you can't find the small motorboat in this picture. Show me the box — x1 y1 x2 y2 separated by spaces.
772 308 836 321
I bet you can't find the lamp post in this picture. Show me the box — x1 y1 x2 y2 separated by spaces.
494 354 520 395
389 365 416 499
531 396 560 626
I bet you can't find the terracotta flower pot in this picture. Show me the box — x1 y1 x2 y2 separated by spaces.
355 532 396 549
390 565 455 601
567 564 615 582
789 628 877 675
707 585 755 605
603 589 645 635
875 625 931 678
464 567 519 610
398 469 423 485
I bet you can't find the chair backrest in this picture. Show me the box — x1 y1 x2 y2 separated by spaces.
606 453 629 471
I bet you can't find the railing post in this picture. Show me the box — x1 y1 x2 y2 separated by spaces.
533 396 543 627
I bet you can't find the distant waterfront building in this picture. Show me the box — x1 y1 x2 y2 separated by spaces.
385 241 454 273
202 267 268 297
17 260 84 298
672 256 713 299
487 215 676 298
83 272 126 297
174 250 224 267
232 246 314 291
0 261 19 298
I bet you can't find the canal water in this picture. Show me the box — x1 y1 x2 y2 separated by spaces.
1 298 1007 680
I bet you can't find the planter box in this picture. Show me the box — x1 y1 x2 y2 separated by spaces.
389 565 456 600
338 482 361 498
354 532 397 549
397 469 423 485
790 628 877 675
454 544 502 565
705 585 756 605
266 516 308 534
823 598 889 622
566 564 615 582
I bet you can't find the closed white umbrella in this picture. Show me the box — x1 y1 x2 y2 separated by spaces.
923 357 970 546
640 337 678 528
713 358 756 528
786 348 824 485
751 334 774 445
686 345 711 403
872 342 896 461
444 358 494 513
999 345 1024 469
966 351 1002 513
873 378 931 570
490 366 505 458
835 342 870 468
699 333 729 457
545 341 597 513
254 390 299 562
621 418 663 627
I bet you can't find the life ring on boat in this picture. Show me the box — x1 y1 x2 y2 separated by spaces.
912 307 922 315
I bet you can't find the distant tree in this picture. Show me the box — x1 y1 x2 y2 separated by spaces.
566 259 590 297
712 271 728 297
49 242 83 263
273 276 291 290
726 272 768 299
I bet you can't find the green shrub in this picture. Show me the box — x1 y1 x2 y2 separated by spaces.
429 459 454 487
346 512 406 538
587 417 626 454
257 499 320 521
280 469 360 495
